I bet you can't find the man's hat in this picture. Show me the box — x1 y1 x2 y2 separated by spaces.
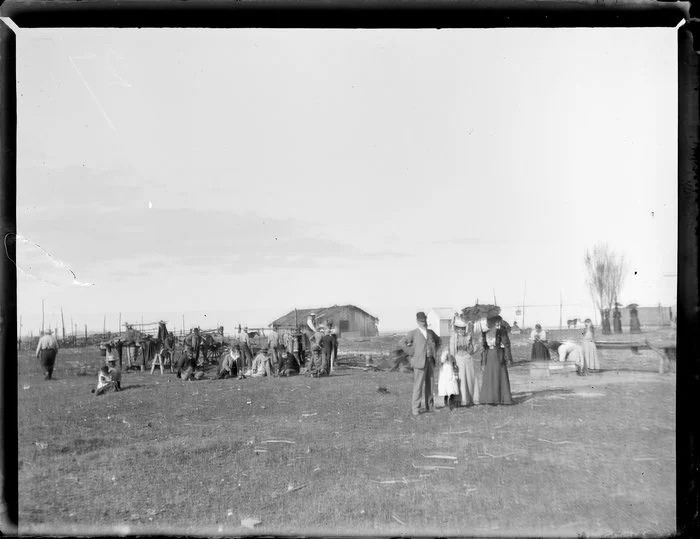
454 318 467 328
416 311 427 321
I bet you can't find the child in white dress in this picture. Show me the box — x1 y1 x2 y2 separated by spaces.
437 348 460 410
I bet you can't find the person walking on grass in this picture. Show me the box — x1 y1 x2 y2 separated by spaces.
402 311 440 416
36 329 59 380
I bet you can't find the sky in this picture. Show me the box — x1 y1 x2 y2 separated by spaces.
14 27 677 334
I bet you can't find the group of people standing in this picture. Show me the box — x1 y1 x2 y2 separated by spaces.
529 319 600 375
402 311 515 416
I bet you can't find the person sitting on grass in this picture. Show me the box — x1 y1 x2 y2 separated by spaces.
92 365 118 395
251 348 273 377
305 343 324 377
106 356 121 390
278 348 300 377
217 346 240 379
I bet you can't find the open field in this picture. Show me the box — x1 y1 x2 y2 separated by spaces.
18 328 675 536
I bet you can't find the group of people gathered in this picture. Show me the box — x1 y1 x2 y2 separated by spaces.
402 311 516 416
94 313 341 388
212 316 339 380
401 310 603 416
529 318 600 375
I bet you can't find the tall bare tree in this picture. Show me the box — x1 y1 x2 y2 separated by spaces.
584 243 627 334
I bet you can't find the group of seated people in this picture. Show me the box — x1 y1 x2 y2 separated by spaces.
529 320 600 375
216 345 303 379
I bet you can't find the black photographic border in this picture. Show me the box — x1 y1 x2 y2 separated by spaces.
0 2 696 536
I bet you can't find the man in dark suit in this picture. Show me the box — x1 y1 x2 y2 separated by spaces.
402 311 440 416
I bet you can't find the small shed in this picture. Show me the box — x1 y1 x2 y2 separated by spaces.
427 308 455 337
270 304 379 338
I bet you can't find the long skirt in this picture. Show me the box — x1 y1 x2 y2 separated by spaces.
455 353 480 406
581 341 599 371
480 349 514 405
39 349 57 375
530 341 551 361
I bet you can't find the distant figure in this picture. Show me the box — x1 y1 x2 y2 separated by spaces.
251 348 273 377
613 306 623 334
140 335 157 369
529 324 551 361
113 338 124 370
557 340 586 375
267 324 281 372
92 366 118 395
278 348 300 377
629 307 642 334
217 347 239 379
601 309 612 335
478 316 514 406
124 324 139 370
401 311 440 416
328 321 339 367
511 321 521 334
319 327 335 375
235 325 254 369
36 329 59 380
307 312 318 334
184 328 202 366
162 332 176 366
306 343 324 376
106 356 121 390
581 319 599 371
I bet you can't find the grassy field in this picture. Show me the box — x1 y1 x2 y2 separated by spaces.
17 328 676 536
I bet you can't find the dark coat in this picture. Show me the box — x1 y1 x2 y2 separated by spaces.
402 328 440 370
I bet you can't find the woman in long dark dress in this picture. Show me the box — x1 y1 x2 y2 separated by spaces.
478 316 514 405
529 323 550 361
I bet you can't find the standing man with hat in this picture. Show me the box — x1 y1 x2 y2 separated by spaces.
235 325 254 371
401 312 440 416
36 329 59 380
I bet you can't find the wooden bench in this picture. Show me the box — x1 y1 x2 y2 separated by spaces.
595 340 676 374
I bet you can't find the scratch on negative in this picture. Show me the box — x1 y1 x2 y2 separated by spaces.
6 233 94 286
69 55 116 130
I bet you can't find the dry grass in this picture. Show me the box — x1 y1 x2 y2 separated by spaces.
17 328 675 536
